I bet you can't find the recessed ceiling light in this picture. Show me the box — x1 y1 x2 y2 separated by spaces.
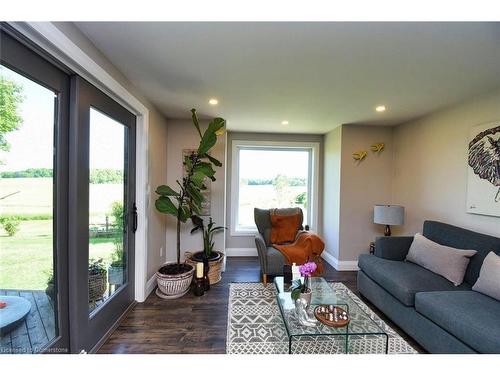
281 120 289 125
208 98 219 105
375 105 386 112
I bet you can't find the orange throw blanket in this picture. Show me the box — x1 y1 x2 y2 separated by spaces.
273 231 325 276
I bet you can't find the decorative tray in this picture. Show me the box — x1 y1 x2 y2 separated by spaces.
313 305 350 328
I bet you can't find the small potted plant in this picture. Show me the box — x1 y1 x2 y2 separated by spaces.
89 258 107 304
45 270 55 306
290 261 317 307
108 239 124 286
187 216 226 284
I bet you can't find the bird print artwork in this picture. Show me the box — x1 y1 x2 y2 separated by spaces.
370 143 385 153
468 125 500 202
352 150 367 162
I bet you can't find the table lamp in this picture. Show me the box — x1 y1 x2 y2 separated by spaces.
373 205 404 236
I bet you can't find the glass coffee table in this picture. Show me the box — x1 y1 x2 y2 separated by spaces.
274 277 388 354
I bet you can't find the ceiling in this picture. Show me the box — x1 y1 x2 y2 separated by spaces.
74 22 500 134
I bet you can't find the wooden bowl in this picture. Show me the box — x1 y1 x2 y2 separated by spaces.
313 305 350 328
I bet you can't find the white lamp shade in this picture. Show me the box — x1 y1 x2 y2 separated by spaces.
374 205 404 226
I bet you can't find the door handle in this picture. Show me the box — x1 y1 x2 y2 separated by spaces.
132 203 138 233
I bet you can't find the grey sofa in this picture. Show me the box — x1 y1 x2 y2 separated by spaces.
254 207 304 284
358 220 500 353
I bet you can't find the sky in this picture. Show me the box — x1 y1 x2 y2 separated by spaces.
239 149 309 180
0 65 125 172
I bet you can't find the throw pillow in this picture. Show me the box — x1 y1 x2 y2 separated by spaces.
406 233 477 286
270 210 301 244
472 251 500 301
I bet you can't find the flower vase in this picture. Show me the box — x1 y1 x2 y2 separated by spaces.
300 275 312 307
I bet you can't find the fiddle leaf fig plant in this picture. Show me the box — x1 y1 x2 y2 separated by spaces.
155 109 225 272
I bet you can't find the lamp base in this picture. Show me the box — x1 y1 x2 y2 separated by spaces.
384 225 392 236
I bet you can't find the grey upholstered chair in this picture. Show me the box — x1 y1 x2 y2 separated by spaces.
254 207 304 284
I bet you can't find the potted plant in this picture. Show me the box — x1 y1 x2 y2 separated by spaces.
45 270 55 307
187 216 226 284
155 109 225 299
108 239 124 286
89 258 107 304
290 261 317 307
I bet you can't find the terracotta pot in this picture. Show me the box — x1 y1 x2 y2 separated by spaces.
155 262 194 299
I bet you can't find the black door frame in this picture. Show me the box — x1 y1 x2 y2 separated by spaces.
69 76 136 353
0 26 71 353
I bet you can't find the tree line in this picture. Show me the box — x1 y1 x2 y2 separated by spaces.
0 168 124 184
241 176 306 186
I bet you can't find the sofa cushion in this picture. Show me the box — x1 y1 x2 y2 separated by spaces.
473 251 500 301
406 233 477 286
423 221 500 285
358 254 471 306
415 291 500 353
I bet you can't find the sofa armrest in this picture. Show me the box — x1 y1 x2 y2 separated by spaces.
255 233 268 273
374 236 414 261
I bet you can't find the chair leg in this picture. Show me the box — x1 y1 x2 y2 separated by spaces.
262 273 268 285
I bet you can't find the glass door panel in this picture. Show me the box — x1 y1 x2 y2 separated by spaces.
88 108 127 314
0 64 59 353
69 76 135 352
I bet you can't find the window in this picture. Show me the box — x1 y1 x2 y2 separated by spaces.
231 140 320 235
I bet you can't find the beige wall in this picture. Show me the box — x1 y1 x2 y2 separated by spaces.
392 89 500 238
322 127 342 260
164 120 226 262
53 22 169 281
225 131 324 250
338 125 394 262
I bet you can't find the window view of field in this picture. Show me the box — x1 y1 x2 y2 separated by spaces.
237 148 310 229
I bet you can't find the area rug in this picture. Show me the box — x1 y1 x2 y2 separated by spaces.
226 282 417 354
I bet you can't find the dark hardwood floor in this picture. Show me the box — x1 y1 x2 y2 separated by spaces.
98 257 424 353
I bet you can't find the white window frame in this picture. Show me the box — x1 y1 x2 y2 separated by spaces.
230 140 320 236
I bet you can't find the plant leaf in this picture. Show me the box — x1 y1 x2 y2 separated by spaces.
155 196 178 216
291 288 302 301
191 108 202 138
155 185 180 197
206 154 222 167
193 162 215 178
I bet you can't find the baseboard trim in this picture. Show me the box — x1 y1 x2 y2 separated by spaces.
145 274 157 297
322 252 359 271
225 247 258 257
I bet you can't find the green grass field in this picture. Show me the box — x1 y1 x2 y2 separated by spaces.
0 220 118 290
0 177 123 290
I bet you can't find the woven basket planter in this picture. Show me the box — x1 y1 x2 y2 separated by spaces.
185 251 224 285
89 272 107 302
155 262 194 299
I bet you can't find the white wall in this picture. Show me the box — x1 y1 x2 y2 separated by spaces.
392 89 500 238
338 125 394 263
322 127 342 261
164 120 226 262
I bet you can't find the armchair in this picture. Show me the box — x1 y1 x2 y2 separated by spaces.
254 207 305 284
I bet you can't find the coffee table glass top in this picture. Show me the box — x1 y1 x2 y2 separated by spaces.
273 277 387 338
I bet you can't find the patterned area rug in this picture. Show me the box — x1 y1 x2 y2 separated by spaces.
226 282 417 354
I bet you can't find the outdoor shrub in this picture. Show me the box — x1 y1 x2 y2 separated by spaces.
2 218 20 236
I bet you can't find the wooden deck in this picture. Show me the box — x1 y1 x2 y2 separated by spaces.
0 289 56 354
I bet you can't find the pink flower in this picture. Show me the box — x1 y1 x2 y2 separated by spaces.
299 261 317 277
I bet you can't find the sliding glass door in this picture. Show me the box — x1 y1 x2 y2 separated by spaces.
69 77 136 352
1 26 137 354
0 28 70 353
